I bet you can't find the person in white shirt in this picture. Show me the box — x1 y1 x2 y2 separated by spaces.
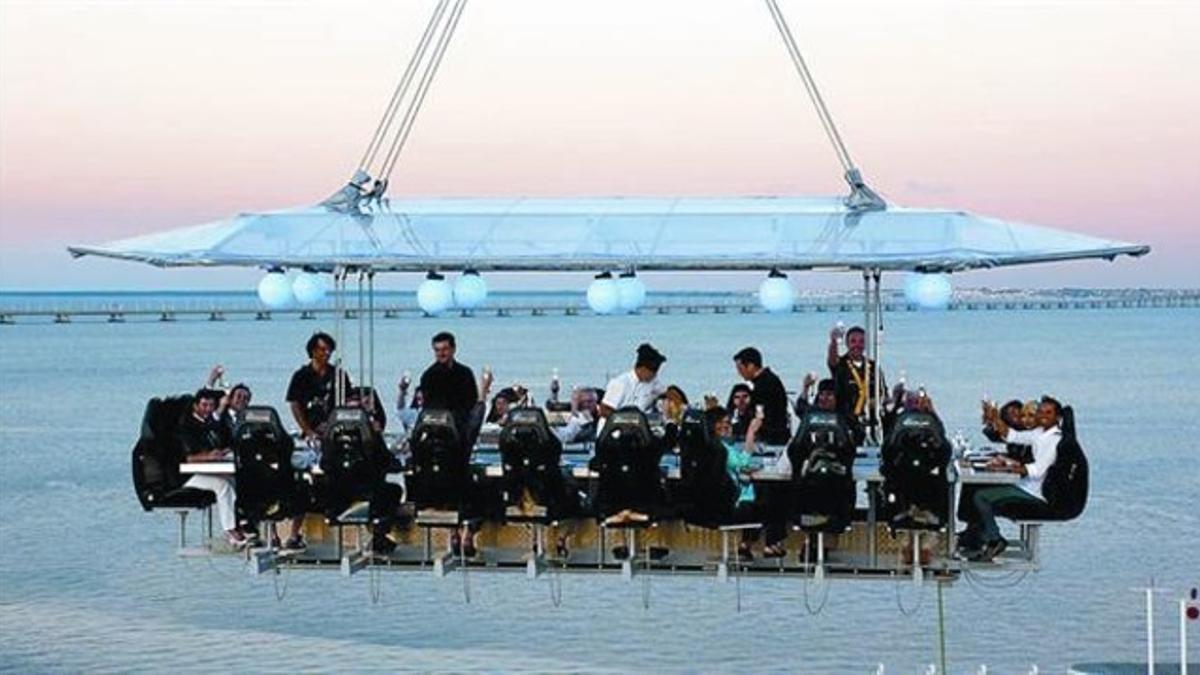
965 396 1063 561
599 343 668 421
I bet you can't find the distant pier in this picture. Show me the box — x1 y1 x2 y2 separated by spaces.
1 291 1196 325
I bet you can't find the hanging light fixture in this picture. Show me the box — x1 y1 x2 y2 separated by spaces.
292 267 328 306
453 268 488 309
758 267 795 313
257 267 294 309
904 272 953 310
417 270 453 315
617 269 647 313
586 271 619 315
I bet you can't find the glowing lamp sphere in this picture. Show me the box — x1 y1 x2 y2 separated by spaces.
617 274 647 313
905 273 953 310
587 275 620 315
453 271 488 309
758 274 795 313
257 270 294 309
292 271 328 306
417 274 454 315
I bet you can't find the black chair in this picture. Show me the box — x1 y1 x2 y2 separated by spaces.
407 408 472 510
131 396 216 548
320 407 401 557
879 410 952 532
590 407 669 564
675 409 738 526
498 407 574 521
786 409 857 534
407 408 479 569
591 407 667 519
231 406 305 531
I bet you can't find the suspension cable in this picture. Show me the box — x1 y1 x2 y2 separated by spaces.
379 0 469 181
763 0 885 209
763 0 853 173
358 0 452 175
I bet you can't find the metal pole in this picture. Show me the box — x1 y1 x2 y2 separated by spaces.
937 579 948 675
873 269 884 438
368 271 376 395
1182 598 1189 675
862 270 873 443
1148 587 1156 675
357 271 365 392
335 267 345 406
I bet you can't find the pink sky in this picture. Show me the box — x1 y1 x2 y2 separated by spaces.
1 0 1196 289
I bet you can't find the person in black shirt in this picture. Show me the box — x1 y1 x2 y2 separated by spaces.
178 389 250 548
826 325 886 434
286 332 351 441
419 331 479 436
732 347 791 445
418 331 486 556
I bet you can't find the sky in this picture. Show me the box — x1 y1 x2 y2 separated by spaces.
0 0 1196 291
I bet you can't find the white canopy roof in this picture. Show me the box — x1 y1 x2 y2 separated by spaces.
68 196 1148 273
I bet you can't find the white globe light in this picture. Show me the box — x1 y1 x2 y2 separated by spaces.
617 274 646 313
758 273 795 313
417 274 454 315
587 275 620 315
292 271 328 306
257 270 294 309
905 273 953 310
453 271 488 309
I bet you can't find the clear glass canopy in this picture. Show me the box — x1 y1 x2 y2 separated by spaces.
68 196 1148 273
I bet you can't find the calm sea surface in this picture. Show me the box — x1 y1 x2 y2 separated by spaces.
1 296 1196 672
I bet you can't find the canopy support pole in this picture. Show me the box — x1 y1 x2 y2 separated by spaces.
368 270 376 398
873 268 884 443
357 270 366 397
334 267 346 407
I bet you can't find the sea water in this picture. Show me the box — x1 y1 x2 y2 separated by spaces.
0 297 1196 672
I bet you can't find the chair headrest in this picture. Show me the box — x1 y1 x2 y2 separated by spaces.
413 408 460 446
598 407 653 448
239 406 286 432
500 406 554 446
1060 405 1076 439
677 410 713 453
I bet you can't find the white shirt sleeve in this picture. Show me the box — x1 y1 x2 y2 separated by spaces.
1003 428 1041 446
1024 430 1060 480
602 373 627 410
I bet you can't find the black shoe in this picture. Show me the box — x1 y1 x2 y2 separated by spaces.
372 534 397 555
611 545 630 560
736 545 754 562
980 538 1008 562
282 535 307 552
648 546 670 561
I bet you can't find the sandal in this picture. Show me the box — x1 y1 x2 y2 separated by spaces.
762 544 787 558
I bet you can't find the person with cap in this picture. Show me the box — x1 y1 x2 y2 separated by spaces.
732 347 791 446
599 343 668 419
